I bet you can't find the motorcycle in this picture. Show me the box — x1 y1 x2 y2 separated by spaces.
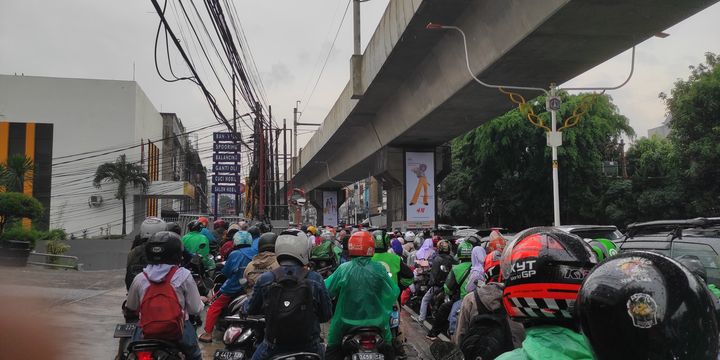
309 257 337 278
214 314 266 360
341 327 387 360
123 339 184 360
407 263 431 314
210 258 226 300
270 353 321 360
114 301 138 360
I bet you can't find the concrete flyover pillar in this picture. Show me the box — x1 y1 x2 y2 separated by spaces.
306 189 346 227
374 145 451 229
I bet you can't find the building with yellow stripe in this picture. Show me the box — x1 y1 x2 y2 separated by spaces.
0 74 206 236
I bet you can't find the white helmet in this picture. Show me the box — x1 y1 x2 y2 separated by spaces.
275 229 311 265
140 217 166 240
404 231 416 240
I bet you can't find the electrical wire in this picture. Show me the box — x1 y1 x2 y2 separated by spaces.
300 0 352 118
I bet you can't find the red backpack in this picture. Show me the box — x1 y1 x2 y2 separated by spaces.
139 266 184 341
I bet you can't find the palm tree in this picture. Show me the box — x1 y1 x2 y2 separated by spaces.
0 155 34 192
93 154 149 235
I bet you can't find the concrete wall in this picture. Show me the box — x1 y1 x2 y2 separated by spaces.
0 74 164 236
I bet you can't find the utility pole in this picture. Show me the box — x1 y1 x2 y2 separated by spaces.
275 126 280 220
256 101 265 220
292 105 298 178
283 118 288 220
232 71 239 218
268 106 274 219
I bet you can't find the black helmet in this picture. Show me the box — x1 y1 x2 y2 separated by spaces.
258 222 271 234
165 222 182 236
187 220 203 232
258 232 278 253
465 234 482 248
145 231 183 265
577 251 719 360
248 226 261 239
501 227 597 325
676 254 708 283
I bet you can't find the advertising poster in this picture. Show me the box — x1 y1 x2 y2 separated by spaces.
405 151 435 224
323 191 339 227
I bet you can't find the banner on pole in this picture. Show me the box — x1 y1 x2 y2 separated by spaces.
322 191 338 227
405 151 435 224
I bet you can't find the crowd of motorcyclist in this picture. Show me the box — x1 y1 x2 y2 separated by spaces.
122 217 720 360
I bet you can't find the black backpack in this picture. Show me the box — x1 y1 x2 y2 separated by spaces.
263 267 316 346
459 290 514 360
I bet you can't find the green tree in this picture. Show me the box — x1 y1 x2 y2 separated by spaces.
660 52 720 215
624 136 683 221
0 155 34 193
439 93 634 230
93 154 149 235
0 192 43 235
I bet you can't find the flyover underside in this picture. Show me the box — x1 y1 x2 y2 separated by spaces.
295 0 718 192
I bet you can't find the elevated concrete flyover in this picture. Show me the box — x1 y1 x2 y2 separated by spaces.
293 0 718 222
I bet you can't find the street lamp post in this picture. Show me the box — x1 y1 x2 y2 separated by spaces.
426 23 636 227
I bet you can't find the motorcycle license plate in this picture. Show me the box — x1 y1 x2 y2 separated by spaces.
352 353 384 360
113 323 137 338
214 349 245 360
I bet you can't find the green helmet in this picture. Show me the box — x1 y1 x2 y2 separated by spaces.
589 238 619 262
372 230 389 251
457 241 473 260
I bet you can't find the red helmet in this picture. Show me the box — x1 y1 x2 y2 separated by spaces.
213 219 227 230
484 250 502 282
197 216 209 227
348 231 375 257
500 227 597 323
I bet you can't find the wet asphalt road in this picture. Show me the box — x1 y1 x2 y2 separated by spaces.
0 265 435 360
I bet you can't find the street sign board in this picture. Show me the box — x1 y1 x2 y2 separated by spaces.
212 185 241 194
213 142 241 152
547 96 562 111
213 174 240 184
212 164 240 173
214 153 242 162
213 132 241 142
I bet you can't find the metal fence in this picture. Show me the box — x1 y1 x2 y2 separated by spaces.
28 252 82 270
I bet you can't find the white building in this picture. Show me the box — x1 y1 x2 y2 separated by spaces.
0 74 200 237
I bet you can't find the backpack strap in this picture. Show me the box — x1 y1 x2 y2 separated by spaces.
474 289 489 315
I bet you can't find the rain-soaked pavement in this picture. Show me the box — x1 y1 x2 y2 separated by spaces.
0 265 435 360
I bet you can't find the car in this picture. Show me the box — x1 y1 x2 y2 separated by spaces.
452 225 471 231
617 217 720 287
556 225 623 241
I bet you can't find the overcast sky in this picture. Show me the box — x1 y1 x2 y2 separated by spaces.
1 0 719 169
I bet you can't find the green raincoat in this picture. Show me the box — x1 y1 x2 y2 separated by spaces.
496 325 595 360
324 257 400 346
